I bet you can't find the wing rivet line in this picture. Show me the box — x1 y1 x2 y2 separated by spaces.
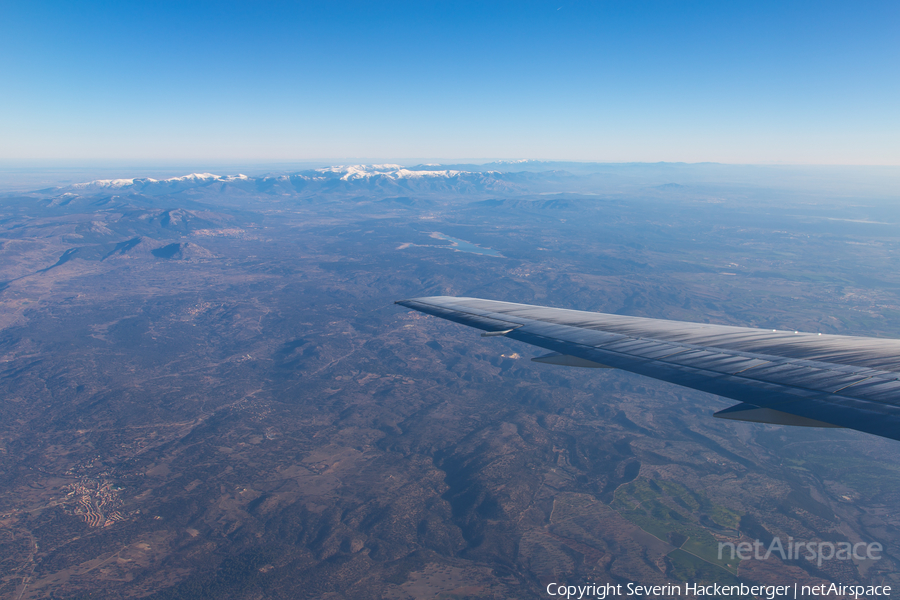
832 376 873 394
731 361 770 375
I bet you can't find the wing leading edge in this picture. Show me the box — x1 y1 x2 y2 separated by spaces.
396 296 900 442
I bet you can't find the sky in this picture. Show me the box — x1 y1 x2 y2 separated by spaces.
1 0 898 165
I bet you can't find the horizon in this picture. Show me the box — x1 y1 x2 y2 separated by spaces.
3 159 898 198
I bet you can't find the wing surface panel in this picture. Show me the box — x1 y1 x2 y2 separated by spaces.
843 378 900 404
659 350 769 373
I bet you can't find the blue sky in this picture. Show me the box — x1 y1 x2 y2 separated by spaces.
2 1 898 164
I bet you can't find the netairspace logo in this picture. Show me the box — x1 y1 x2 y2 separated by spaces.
718 537 882 567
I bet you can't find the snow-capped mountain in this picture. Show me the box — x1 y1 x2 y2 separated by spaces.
43 164 552 201
315 164 471 181
65 173 250 192
62 166 491 191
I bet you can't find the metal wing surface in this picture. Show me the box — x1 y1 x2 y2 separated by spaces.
396 296 900 442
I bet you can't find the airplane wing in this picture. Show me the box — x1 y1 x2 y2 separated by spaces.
396 296 900 442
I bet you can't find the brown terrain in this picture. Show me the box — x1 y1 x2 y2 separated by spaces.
1 167 899 598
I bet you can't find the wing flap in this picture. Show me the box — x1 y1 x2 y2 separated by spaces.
714 403 843 428
532 352 613 368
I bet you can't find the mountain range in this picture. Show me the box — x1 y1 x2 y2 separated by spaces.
9 162 896 207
